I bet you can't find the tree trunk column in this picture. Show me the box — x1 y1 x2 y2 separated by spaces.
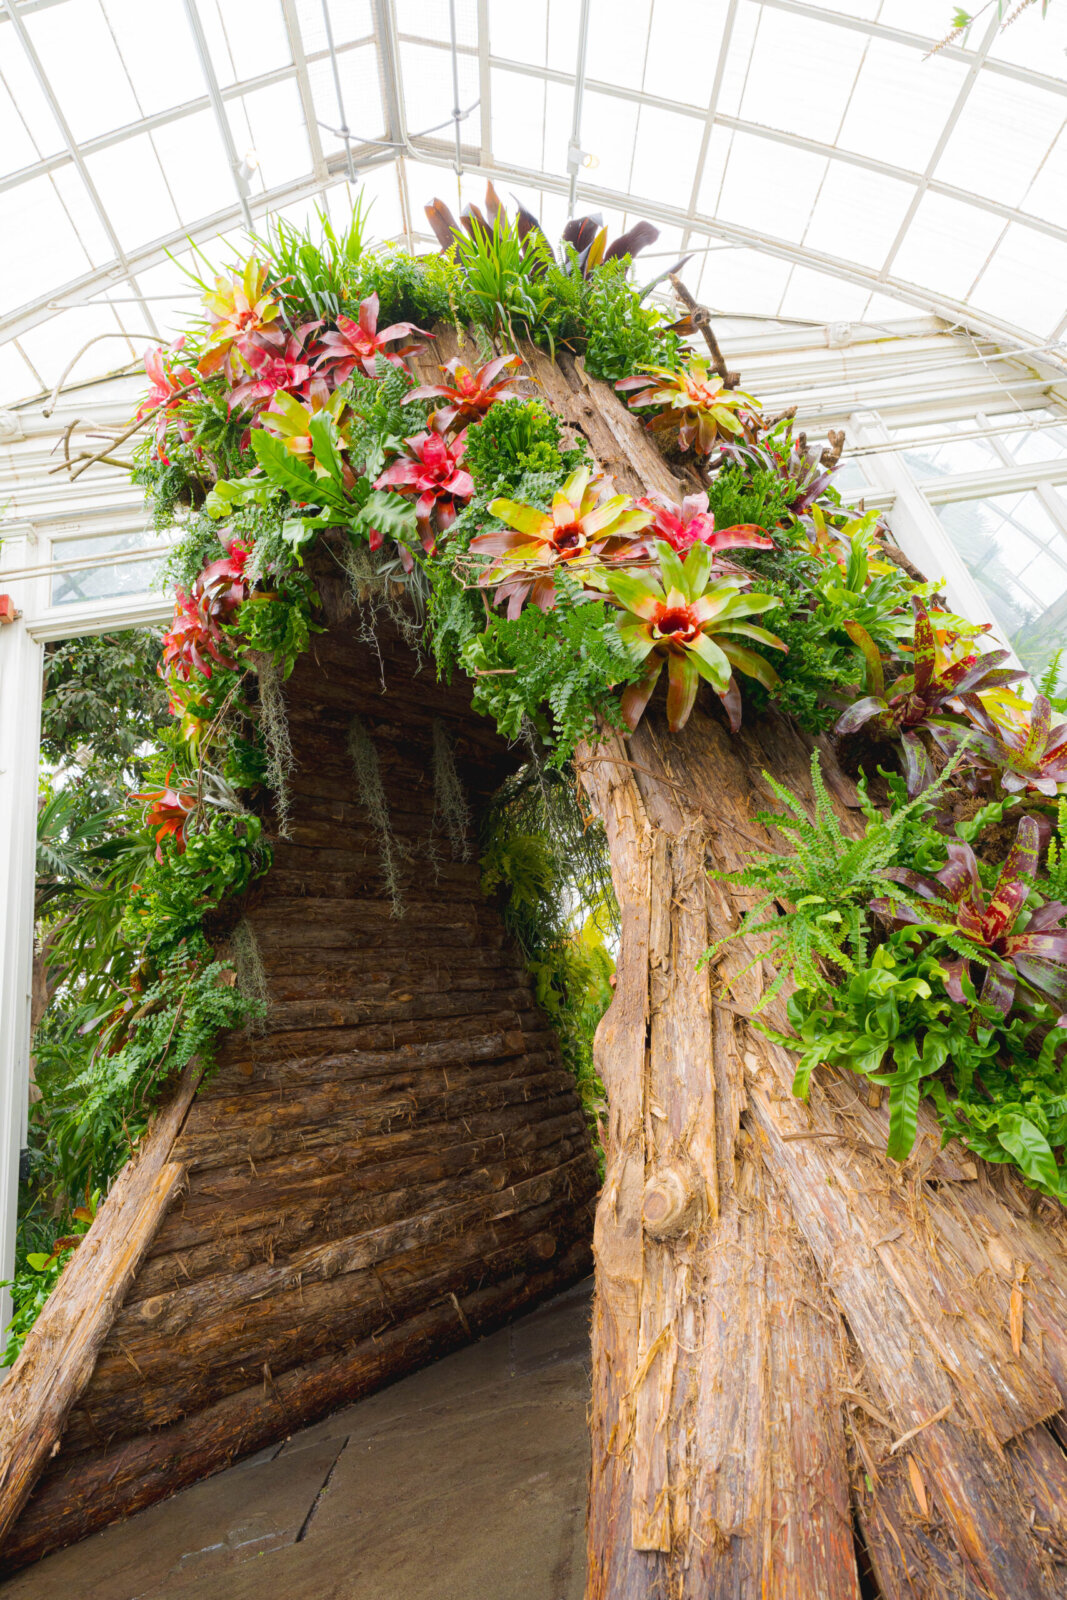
577 724 859 1598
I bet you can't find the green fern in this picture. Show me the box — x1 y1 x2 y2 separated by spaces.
701 751 932 1009
1043 798 1067 901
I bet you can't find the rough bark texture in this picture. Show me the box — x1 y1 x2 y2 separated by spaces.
1 581 597 1572
516 350 1067 1599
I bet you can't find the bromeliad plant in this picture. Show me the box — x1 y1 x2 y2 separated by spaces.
470 466 653 617
616 355 761 455
374 421 474 555
630 489 774 563
605 540 786 732
835 596 1026 792
963 693 1067 797
404 353 523 430
871 815 1067 1018
315 292 431 382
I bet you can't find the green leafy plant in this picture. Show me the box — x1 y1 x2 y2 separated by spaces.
606 539 785 732
702 752 936 1009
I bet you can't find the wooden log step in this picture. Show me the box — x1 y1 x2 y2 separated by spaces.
157 1105 590 1247
207 1025 555 1092
175 1085 584 1174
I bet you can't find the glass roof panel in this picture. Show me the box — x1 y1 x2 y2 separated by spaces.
23 0 141 143
2 0 1067 404
969 223 1067 338
490 67 546 172
97 0 205 117
629 105 704 211
889 191 1008 303
151 109 236 224
199 0 293 88
488 0 549 68
736 8 868 145
836 38 968 174
1023 127 1067 231
643 0 728 108
935 74 1064 210
587 0 651 93
803 163 916 269
84 132 181 250
0 73 46 175
293 0 373 54
0 174 92 307
715 134 829 247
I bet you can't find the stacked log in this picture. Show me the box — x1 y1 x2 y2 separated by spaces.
0 607 597 1571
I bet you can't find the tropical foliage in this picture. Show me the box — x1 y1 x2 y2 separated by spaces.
14 186 1067 1357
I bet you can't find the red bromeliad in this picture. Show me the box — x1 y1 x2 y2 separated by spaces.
316 293 431 382
160 539 250 684
373 424 474 554
963 694 1067 797
134 775 196 862
226 322 323 415
136 343 199 463
403 353 523 430
872 817 1067 1017
835 596 1026 794
471 466 653 617
616 356 760 455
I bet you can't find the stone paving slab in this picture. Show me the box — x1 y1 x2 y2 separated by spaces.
3 1278 593 1600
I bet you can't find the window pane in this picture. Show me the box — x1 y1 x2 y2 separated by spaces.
936 490 1067 680
51 530 170 606
887 418 1002 481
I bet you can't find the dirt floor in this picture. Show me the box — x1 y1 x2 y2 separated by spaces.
2 1279 592 1600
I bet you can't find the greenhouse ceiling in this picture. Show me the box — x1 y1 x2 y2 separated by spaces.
2 0 1067 405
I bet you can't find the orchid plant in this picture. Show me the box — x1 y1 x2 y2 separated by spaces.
605 540 786 732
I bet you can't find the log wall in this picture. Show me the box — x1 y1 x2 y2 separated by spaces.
1 582 597 1571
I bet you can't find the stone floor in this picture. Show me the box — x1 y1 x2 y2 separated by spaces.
3 1279 593 1600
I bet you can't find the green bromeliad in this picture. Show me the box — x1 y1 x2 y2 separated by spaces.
604 539 786 732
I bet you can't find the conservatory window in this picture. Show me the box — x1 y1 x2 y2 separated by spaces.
49 529 172 607
934 486 1067 680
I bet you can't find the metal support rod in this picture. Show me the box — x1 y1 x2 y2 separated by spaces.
320 0 356 182
180 0 255 232
448 0 463 179
567 0 592 216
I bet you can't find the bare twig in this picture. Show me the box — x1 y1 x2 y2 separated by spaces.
668 275 740 388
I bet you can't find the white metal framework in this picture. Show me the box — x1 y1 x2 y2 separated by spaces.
3 0 1067 411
